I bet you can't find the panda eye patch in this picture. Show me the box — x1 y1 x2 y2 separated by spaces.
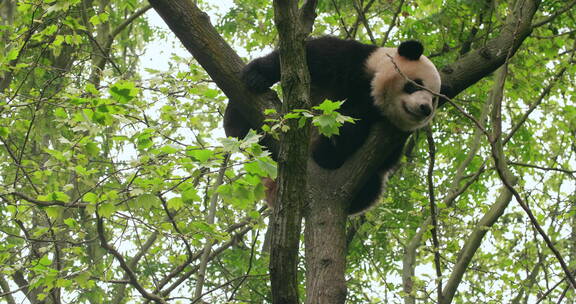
403 78 424 94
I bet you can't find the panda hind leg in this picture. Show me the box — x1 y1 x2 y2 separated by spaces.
347 143 405 215
347 173 384 215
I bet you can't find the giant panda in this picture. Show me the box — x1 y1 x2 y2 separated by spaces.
227 36 441 214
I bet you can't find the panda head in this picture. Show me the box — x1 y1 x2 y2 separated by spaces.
366 40 441 131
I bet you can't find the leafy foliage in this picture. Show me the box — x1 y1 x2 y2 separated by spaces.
0 0 575 303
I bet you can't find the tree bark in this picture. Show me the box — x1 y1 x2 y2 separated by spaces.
268 1 315 303
305 182 348 304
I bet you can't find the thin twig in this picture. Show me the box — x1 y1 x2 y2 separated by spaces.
381 0 405 46
352 0 376 44
508 161 576 175
532 0 576 28
386 53 490 138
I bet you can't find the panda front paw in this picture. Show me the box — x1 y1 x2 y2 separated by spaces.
241 65 275 93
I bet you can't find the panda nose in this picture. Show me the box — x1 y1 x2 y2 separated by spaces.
419 104 432 116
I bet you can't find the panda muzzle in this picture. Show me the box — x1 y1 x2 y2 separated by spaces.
403 102 432 119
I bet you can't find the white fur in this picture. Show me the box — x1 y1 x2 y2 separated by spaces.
365 47 441 131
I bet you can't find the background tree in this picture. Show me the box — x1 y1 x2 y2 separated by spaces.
0 0 575 303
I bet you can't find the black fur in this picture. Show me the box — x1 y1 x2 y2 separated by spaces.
229 36 417 214
398 40 423 61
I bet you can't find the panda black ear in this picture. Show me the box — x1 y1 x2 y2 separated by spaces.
398 40 424 61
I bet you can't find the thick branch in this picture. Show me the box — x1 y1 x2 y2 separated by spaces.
440 0 541 100
148 0 281 137
0 275 17 304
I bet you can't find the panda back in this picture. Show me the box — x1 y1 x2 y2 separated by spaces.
305 36 379 103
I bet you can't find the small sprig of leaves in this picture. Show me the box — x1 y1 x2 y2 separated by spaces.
262 100 355 139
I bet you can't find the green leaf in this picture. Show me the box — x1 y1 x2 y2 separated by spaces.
135 194 160 210
220 137 240 153
39 255 51 266
54 107 68 119
187 149 213 163
313 100 343 113
74 272 92 289
159 145 179 154
109 80 138 103
97 202 116 218
5 48 19 61
85 142 100 156
0 127 9 137
284 112 300 119
45 206 63 219
313 114 340 137
182 188 200 204
167 197 184 210
256 158 277 178
89 13 109 26
63 218 77 228
51 191 70 203
83 192 98 204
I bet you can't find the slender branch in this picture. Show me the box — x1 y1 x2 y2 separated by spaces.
531 0 576 28
299 0 318 36
11 270 44 304
226 230 260 301
111 4 152 38
511 257 542 304
381 0 405 46
96 215 167 304
194 154 229 300
330 0 352 39
535 272 575 303
486 62 576 290
157 224 256 298
0 136 39 194
440 0 541 100
352 0 376 44
440 177 518 304
442 63 513 304
9 191 89 208
508 161 576 175
85 4 152 84
111 230 160 304
503 60 571 145
425 127 443 303
491 157 576 289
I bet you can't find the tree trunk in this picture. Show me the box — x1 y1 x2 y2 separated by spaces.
268 1 315 303
304 191 348 304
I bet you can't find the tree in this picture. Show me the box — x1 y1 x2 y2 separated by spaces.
0 0 575 303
